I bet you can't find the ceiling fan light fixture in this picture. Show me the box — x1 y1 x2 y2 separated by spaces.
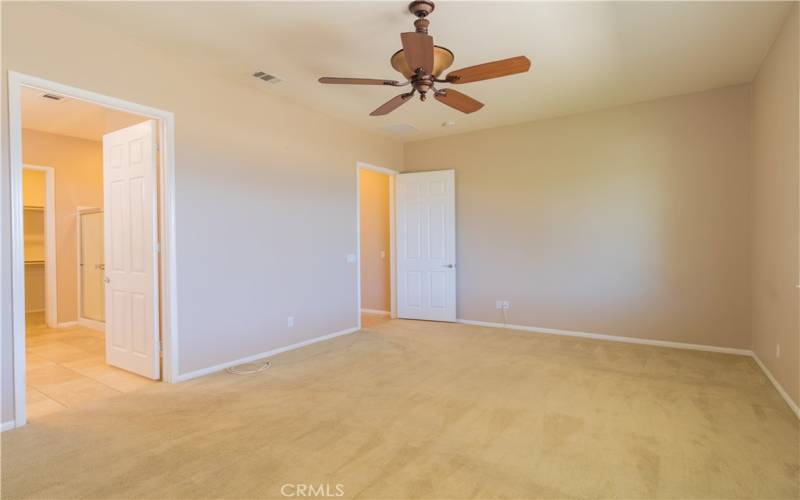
317 0 531 116
390 46 454 79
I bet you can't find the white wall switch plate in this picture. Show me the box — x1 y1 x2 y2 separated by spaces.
287 316 294 327
346 254 356 263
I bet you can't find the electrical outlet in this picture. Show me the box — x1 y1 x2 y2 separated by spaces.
776 344 781 358
496 300 503 310
502 301 511 310
287 316 294 328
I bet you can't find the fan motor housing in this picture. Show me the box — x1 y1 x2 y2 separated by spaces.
390 46 454 79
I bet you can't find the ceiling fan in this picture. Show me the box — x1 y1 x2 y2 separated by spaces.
318 0 532 116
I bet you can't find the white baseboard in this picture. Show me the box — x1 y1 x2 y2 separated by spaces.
78 317 105 332
176 326 360 382
56 321 78 329
456 318 752 356
458 317 798 419
1 420 16 432
751 352 800 419
361 308 390 316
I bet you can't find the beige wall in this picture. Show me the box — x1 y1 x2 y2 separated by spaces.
359 169 391 312
751 5 799 408
1 3 403 423
404 85 752 349
22 169 45 208
22 129 104 324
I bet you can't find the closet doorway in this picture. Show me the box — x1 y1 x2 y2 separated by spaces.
22 165 56 330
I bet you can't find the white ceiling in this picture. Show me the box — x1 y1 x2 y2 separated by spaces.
22 86 148 141
51 1 793 142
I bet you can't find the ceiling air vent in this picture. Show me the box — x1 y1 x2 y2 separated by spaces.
253 71 282 84
41 93 64 101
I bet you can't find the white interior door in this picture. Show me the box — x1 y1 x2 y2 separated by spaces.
103 120 160 379
396 170 456 321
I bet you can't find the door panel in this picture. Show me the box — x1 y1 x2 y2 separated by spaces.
103 120 160 379
396 170 456 321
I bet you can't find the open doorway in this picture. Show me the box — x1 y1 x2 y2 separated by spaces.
20 87 157 420
9 72 178 428
357 162 397 330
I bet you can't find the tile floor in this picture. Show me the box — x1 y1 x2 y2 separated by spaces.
25 312 156 420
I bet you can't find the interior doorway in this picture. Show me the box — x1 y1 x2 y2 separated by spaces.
19 88 159 421
77 208 105 331
8 72 178 428
356 162 397 329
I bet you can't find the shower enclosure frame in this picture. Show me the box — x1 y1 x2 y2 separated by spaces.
76 206 105 332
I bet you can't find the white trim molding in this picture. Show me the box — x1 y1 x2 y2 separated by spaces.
8 71 180 429
56 321 78 329
78 318 105 332
751 353 800 419
1 421 16 432
457 318 753 356
175 326 360 382
457 317 799 419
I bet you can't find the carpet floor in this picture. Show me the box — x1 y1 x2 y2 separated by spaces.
2 318 798 499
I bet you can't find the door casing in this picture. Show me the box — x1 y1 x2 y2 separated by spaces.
7 71 179 429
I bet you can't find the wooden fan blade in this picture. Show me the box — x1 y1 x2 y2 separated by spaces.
446 56 531 84
401 32 434 74
370 93 413 116
434 89 484 114
319 77 399 85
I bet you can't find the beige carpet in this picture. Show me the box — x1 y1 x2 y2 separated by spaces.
2 319 798 499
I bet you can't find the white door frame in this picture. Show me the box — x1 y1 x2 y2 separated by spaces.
76 207 105 332
8 71 180 429
22 164 57 328
356 161 398 328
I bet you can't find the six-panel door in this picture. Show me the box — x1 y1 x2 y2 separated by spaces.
103 120 160 379
396 170 456 322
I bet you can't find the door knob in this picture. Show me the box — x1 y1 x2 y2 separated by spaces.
104 277 110 284
443 264 454 268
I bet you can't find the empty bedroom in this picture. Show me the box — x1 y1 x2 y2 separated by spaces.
1 1 798 499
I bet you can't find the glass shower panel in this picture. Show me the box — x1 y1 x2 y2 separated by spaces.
80 211 105 322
